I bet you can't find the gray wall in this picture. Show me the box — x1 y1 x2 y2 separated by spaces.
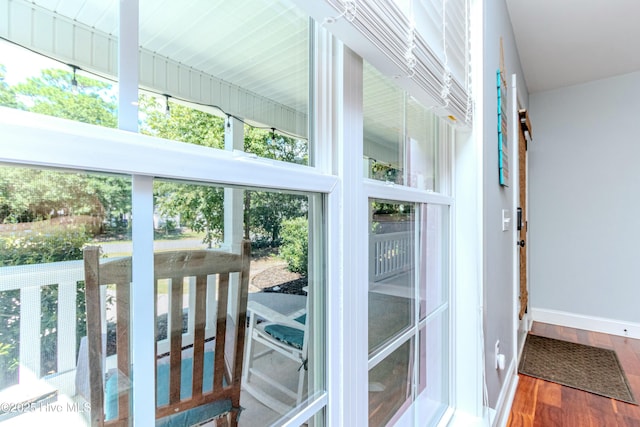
483 0 529 408
529 71 640 324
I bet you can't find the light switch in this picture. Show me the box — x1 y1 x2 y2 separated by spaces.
502 209 511 231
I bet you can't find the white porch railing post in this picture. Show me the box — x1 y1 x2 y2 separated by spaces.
57 280 77 373
371 231 413 282
19 285 41 381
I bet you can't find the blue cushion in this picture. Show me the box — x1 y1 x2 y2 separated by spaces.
263 314 306 350
105 351 230 423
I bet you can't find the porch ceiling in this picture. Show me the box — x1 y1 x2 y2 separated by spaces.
28 0 309 114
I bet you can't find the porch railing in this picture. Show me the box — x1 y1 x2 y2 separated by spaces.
369 231 413 282
0 259 218 397
1 231 410 397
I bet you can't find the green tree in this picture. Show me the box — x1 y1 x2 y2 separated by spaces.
13 69 116 127
154 182 224 247
244 126 308 164
243 126 308 246
0 65 18 108
0 69 128 231
141 96 227 246
248 192 306 244
279 216 308 275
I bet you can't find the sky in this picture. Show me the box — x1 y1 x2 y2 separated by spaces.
0 39 61 85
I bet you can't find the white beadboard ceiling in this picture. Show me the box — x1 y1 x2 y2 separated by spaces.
29 0 309 114
505 0 640 94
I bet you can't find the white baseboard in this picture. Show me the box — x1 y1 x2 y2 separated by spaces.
531 308 640 340
490 360 519 427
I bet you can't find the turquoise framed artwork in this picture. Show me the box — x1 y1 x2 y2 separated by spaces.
497 69 509 186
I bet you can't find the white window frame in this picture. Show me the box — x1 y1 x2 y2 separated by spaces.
0 105 335 426
0 0 486 423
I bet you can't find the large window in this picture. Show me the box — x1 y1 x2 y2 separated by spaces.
367 200 450 426
0 1 461 425
0 126 330 426
364 61 452 426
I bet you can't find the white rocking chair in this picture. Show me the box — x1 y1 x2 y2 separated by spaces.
242 291 308 414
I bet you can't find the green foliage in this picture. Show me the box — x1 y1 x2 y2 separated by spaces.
244 126 308 165
243 126 309 245
154 181 224 247
142 96 227 246
0 65 18 108
0 229 90 267
0 166 131 237
0 290 20 389
0 229 88 389
279 217 308 276
13 69 117 127
140 95 225 148
40 285 58 376
248 192 307 245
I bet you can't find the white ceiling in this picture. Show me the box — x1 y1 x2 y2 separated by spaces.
505 0 640 94
29 0 310 114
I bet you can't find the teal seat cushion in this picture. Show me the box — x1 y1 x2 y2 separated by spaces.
105 351 231 424
263 313 306 350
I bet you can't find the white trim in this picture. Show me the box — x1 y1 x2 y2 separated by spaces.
448 0 484 420
335 43 368 425
313 23 341 426
279 393 328 427
364 179 454 206
531 308 640 340
0 108 336 194
445 410 487 427
118 0 139 133
489 360 518 427
510 73 520 367
130 175 156 426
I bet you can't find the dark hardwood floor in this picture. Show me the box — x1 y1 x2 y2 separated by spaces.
507 322 640 427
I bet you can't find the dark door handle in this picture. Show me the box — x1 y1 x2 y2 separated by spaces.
518 240 525 247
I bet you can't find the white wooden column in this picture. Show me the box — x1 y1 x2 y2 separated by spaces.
223 116 245 320
118 0 156 425
335 43 368 425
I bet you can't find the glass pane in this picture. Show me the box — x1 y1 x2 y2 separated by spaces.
418 311 449 423
364 62 404 184
368 340 414 427
0 0 119 127
406 97 438 191
363 62 441 191
369 200 416 354
153 179 324 426
0 165 131 425
420 204 450 319
139 0 310 165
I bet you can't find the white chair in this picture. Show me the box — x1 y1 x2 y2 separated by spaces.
242 291 308 414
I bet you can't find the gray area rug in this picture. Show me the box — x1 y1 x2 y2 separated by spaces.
519 334 637 405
